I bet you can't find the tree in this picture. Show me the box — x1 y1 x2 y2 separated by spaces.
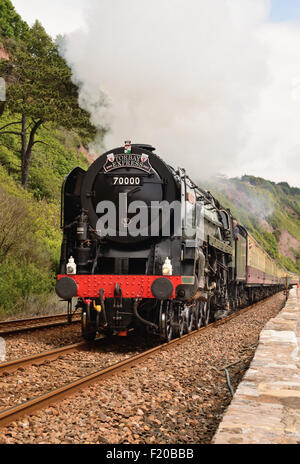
0 20 97 188
0 0 29 40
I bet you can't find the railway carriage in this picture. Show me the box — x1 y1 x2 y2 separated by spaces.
56 142 299 341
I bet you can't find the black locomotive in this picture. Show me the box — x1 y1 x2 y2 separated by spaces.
56 142 292 341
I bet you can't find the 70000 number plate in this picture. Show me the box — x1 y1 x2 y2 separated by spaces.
112 176 142 186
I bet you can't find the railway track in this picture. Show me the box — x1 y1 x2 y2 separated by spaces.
0 339 99 375
0 313 81 336
0 295 277 429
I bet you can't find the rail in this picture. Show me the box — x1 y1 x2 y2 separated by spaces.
0 294 279 428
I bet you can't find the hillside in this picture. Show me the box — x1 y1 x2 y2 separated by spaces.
0 0 99 316
0 115 91 316
204 175 300 274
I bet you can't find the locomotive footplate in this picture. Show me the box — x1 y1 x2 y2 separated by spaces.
57 274 182 299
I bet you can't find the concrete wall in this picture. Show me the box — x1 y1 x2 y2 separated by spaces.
213 288 300 444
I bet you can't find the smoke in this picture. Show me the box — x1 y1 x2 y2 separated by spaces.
209 176 274 225
62 1 273 177
228 20 300 187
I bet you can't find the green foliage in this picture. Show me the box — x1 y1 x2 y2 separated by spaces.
27 126 89 200
1 21 96 135
0 19 99 188
263 232 279 259
0 122 89 314
0 0 29 40
241 175 278 196
205 175 300 274
0 259 54 314
277 182 291 195
0 165 60 313
0 111 90 199
278 255 298 274
0 2 102 316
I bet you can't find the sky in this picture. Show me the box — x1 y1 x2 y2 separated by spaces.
270 0 300 22
12 0 88 37
12 0 300 38
10 1 300 187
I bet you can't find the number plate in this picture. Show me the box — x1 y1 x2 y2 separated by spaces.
112 176 142 186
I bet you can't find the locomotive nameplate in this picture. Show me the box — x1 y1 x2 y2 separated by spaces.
208 235 233 254
181 276 195 285
103 153 153 173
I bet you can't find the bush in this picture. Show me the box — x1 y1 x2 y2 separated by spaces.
0 166 61 315
0 109 92 317
0 259 54 315
261 232 279 260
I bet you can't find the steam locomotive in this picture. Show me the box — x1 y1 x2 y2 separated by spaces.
56 142 297 341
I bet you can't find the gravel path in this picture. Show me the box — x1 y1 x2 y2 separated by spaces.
0 292 286 444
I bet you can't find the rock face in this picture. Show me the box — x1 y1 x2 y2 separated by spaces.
278 230 300 264
213 288 300 444
78 144 98 165
0 47 9 60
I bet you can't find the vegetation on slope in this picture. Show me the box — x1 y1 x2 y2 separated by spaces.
0 1 99 316
0 119 91 315
0 19 96 188
205 175 300 274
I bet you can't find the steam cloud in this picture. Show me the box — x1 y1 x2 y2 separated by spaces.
209 176 275 224
61 0 300 186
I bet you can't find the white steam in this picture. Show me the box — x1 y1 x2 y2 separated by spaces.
209 176 275 225
61 1 299 186
228 20 300 187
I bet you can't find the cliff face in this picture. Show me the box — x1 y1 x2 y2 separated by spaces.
0 45 7 116
278 230 299 263
78 143 98 165
0 46 9 60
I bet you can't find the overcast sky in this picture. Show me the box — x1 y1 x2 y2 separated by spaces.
10 1 300 187
12 0 88 37
11 0 300 36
